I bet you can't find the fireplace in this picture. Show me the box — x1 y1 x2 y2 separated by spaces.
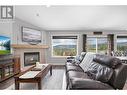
24 52 40 66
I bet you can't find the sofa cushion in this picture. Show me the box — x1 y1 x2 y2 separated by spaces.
79 52 95 72
66 65 84 72
86 62 114 83
69 78 113 89
66 62 78 66
68 71 90 79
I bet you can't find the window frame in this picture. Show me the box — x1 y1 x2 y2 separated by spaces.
51 35 79 58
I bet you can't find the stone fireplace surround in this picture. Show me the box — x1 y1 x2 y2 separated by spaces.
12 44 48 69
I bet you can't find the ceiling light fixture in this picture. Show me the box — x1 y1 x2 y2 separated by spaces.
36 13 39 17
46 4 51 8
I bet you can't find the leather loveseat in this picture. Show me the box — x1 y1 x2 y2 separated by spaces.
65 52 127 90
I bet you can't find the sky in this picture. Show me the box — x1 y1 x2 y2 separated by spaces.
53 39 77 46
117 38 127 43
0 36 10 44
88 37 107 45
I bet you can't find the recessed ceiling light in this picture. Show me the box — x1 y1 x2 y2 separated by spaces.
36 13 39 17
46 4 51 8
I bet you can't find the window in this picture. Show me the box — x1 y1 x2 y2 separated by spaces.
52 36 78 57
87 37 96 53
87 37 108 54
117 36 127 52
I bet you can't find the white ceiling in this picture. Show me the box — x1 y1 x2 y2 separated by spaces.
15 5 127 30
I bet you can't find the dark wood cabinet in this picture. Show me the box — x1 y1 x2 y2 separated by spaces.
0 55 20 82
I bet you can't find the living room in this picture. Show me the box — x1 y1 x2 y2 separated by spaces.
0 5 127 91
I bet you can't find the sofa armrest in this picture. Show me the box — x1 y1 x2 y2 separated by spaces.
69 78 113 90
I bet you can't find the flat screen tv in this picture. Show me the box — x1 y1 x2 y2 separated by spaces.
22 27 42 44
0 36 10 55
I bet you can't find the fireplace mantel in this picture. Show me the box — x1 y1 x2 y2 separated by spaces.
11 44 49 49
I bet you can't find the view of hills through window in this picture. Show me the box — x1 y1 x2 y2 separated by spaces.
117 36 127 52
52 36 77 56
87 37 108 54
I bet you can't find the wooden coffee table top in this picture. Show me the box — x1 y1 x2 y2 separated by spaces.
15 64 52 79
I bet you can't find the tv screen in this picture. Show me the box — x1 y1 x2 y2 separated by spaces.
22 27 42 43
0 36 10 55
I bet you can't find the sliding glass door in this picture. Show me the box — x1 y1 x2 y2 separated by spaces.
87 37 108 54
87 37 97 53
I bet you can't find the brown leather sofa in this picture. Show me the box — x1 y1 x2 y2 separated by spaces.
65 53 127 90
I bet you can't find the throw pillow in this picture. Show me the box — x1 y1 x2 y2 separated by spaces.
79 52 95 72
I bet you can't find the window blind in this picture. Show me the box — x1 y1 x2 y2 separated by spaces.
117 36 127 38
52 36 77 39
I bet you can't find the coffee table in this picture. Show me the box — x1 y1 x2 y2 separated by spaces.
14 64 52 90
